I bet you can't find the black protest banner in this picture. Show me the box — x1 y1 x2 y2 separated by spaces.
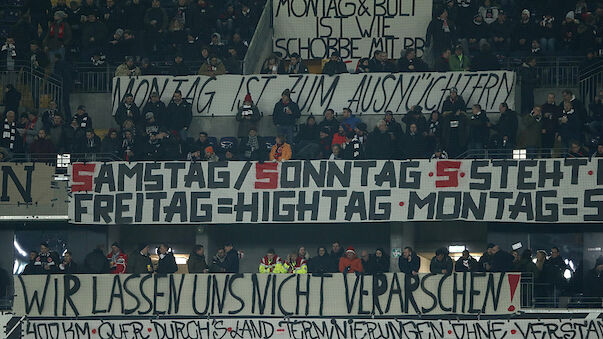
69 160 603 225
111 72 516 117
272 0 432 59
20 318 603 339
13 273 520 317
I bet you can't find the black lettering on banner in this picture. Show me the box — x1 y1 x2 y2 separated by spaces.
404 274 420 314
115 193 133 224
92 276 107 314
509 192 534 221
297 191 320 221
453 272 467 313
93 194 114 223
164 163 186 189
94 164 116 193
138 274 153 315
123 274 141 315
62 275 80 316
461 192 487 220
211 275 230 314
281 161 301 188
192 274 211 315
184 163 206 188
517 161 537 189
168 275 185 314
208 162 230 188
295 275 311 316
408 192 435 219
399 161 421 189
491 160 517 189
469 272 485 313
536 190 558 222
375 161 396 187
108 274 125 314
327 161 351 187
228 274 245 314
153 275 166 315
322 190 347 220
164 192 188 223
489 192 513 219
385 273 403 313
190 192 212 222
437 274 452 312
343 273 360 314
354 161 377 186
234 161 252 190
251 274 272 315
144 163 163 191
482 273 504 312
234 192 259 222
419 274 437 314
18 275 50 315
74 193 93 222
1 164 33 202
436 191 461 220
372 273 387 315
345 191 367 220
369 190 391 220
146 192 167 222
277 275 295 316
538 160 563 187
118 163 144 191
564 158 587 184
584 189 603 221
303 161 326 187
273 191 296 222
469 161 491 190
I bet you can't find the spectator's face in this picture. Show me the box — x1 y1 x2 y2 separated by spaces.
570 143 580 153
455 48 462 56
522 13 529 21
248 129 257 137
403 248 411 258
563 102 572 111
38 130 46 139
492 245 500 254
152 0 160 7
199 134 207 142
320 131 328 139
233 34 241 43
107 0 114 7
407 50 415 59
6 38 14 45
443 49 451 58
529 59 537 67
49 101 57 110
88 14 96 22
499 104 506 113
123 120 134 129
440 9 448 19
175 56 183 63
436 254 444 261
376 249 383 257
512 251 519 260
40 245 48 254
325 110 334 119
409 124 417 134
531 40 539 49
151 94 159 102
64 252 72 262
343 110 350 118
332 242 340 253
361 250 369 260
29 252 37 260
536 252 545 261
125 96 133 104
267 252 274 260
562 92 571 101
201 49 209 58
462 251 469 259
299 247 306 257
378 120 387 132
431 112 439 121
307 118 315 126
332 144 340 154
346 251 355 259
30 43 37 52
318 248 326 256
178 0 186 5
6 111 15 122
110 131 118 139
550 248 559 258
173 93 182 103
125 131 132 139
337 126 344 134
290 57 298 65
111 245 119 254
86 131 94 139
217 249 225 258
224 245 233 252
196 247 204 256
159 245 168 254
450 91 457 99
276 136 283 144
53 115 62 126
126 60 134 68
533 107 541 116
472 106 480 115
281 94 289 103
598 145 603 154
330 55 338 61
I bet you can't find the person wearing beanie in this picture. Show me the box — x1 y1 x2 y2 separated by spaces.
339 247 364 273
236 93 261 138
204 146 219 162
107 242 128 274
128 243 154 274
513 9 535 51
272 89 300 144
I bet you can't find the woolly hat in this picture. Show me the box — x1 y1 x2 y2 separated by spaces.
244 93 252 102
566 11 575 20
345 247 356 254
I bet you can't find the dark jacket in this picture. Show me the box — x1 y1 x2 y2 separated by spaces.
426 17 456 53
430 256 454 274
455 256 479 272
59 260 78 274
115 102 141 127
402 133 427 159
209 254 227 273
128 251 153 274
467 112 490 144
224 248 239 273
272 99 301 126
322 60 348 76
365 255 390 274
330 250 344 273
489 250 514 272
157 252 178 274
308 253 331 273
398 57 429 72
318 117 339 135
84 248 110 274
3 87 21 113
166 99 192 131
367 129 394 159
368 58 396 73
187 252 208 273
142 101 168 128
441 95 466 114
496 109 518 144
236 104 261 138
398 254 421 274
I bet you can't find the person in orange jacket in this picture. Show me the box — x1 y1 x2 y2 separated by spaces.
269 134 292 161
339 247 363 273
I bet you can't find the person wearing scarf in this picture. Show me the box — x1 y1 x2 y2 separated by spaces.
269 135 292 162
1 110 17 152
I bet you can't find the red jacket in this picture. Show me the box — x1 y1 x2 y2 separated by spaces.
107 251 128 274
339 256 363 273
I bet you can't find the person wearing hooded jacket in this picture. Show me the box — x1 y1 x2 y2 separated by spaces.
236 93 261 138
157 243 178 274
224 243 239 273
128 243 154 274
84 245 110 274
187 245 208 273
430 248 453 274
365 249 390 274
339 247 363 273
272 89 301 144
308 247 331 273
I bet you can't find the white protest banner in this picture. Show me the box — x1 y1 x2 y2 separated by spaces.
68 159 603 225
111 72 516 117
272 0 433 60
14 273 521 317
20 318 603 339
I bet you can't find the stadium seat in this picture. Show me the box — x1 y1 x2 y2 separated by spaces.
207 136 218 146
260 136 276 150
219 137 238 151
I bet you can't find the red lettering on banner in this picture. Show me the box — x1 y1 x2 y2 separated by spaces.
71 163 96 192
435 161 461 188
255 163 278 189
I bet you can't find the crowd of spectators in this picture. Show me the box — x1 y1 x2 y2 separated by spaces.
20 240 603 306
1 84 603 161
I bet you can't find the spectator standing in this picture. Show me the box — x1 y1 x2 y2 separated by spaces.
343 131 363 160
518 106 543 155
115 93 141 127
367 120 394 159
330 241 345 272
402 123 427 159
128 243 154 274
115 56 141 76
48 115 67 153
82 129 101 154
491 11 512 51
366 249 389 274
544 247 568 304
59 251 78 274
22 251 39 275
558 102 582 146
441 108 468 158
455 250 478 272
107 242 127 274
84 245 110 274
3 85 21 114
583 256 603 304
35 242 60 274
170 55 190 76
272 89 300 144
426 7 455 56
441 87 466 115
308 247 331 274
166 90 192 140
514 10 535 52
23 112 42 150
339 247 363 273
466 104 490 152
1 111 19 153
398 247 420 275
259 248 282 273
157 244 178 274
538 13 558 53
318 109 339 135
261 54 284 74
142 92 167 129
519 57 538 114
236 93 261 138
44 11 71 69
322 51 348 75
144 0 168 54
223 243 239 273
430 248 453 274
209 248 227 273
269 135 292 162
489 245 514 272
41 101 59 132
560 89 587 123
541 94 561 151
495 103 518 148
29 129 56 155
295 116 320 159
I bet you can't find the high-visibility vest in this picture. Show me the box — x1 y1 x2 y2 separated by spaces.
259 255 282 273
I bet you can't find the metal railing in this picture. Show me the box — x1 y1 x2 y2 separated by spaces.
458 148 575 159
579 61 603 106
502 56 584 89
0 64 63 110
5 153 122 163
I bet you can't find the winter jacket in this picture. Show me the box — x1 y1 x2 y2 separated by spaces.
368 58 396 73
272 100 301 126
128 251 154 274
489 250 514 272
449 53 471 71
115 63 141 77
157 252 178 274
496 110 518 144
236 104 261 138
341 115 361 132
142 101 168 128
198 60 226 76
101 135 122 159
441 95 466 114
401 133 426 159
107 251 128 274
115 102 141 126
259 255 282 273
343 136 364 160
339 256 363 273
322 60 348 76
426 18 456 53
84 248 110 274
455 256 479 272
518 113 542 148
430 256 453 274
367 129 394 159
29 138 56 154
365 255 390 274
466 112 490 144
166 99 193 131
269 142 292 161
224 249 239 273
277 257 308 274
44 21 72 50
308 254 331 273
398 254 421 274
398 57 429 72
187 252 208 273
58 260 78 274
209 255 227 273
34 251 61 274
318 117 339 135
